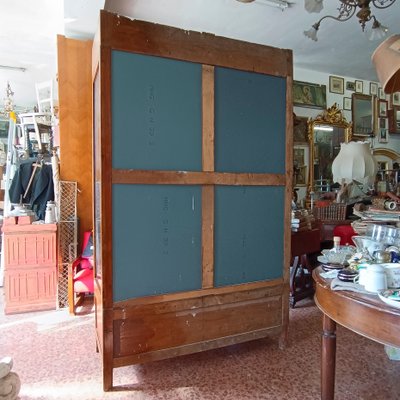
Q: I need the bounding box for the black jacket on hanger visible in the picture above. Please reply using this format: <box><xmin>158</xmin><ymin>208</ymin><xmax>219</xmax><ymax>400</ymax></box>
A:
<box><xmin>9</xmin><ymin>160</ymin><xmax>54</xmax><ymax>220</ymax></box>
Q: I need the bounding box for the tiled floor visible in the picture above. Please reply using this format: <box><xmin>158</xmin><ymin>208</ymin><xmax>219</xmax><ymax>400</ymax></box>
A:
<box><xmin>1</xmin><ymin>290</ymin><xmax>400</xmax><ymax>400</ymax></box>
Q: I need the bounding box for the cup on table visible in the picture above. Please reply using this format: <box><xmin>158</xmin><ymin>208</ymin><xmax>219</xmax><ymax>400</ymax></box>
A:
<box><xmin>364</xmin><ymin>264</ymin><xmax>387</xmax><ymax>293</ymax></box>
<box><xmin>354</xmin><ymin>267</ymin><xmax>368</xmax><ymax>286</ymax></box>
<box><xmin>381</xmin><ymin>263</ymin><xmax>400</xmax><ymax>288</ymax></box>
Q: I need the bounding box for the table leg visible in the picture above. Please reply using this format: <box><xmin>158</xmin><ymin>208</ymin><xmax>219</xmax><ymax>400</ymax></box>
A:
<box><xmin>321</xmin><ymin>313</ymin><xmax>336</xmax><ymax>400</ymax></box>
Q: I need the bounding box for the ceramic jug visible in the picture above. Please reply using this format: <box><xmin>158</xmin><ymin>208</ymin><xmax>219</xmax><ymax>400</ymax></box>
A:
<box><xmin>45</xmin><ymin>201</ymin><xmax>56</xmax><ymax>223</ymax></box>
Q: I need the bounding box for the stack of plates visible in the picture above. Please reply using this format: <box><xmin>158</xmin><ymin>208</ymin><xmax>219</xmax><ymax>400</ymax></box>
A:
<box><xmin>318</xmin><ymin>255</ymin><xmax>346</xmax><ymax>272</ymax></box>
<box><xmin>337</xmin><ymin>268</ymin><xmax>358</xmax><ymax>282</ymax></box>
<box><xmin>321</xmin><ymin>263</ymin><xmax>346</xmax><ymax>272</ymax></box>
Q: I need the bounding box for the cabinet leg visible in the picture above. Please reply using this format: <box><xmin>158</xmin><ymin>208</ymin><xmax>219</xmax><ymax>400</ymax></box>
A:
<box><xmin>103</xmin><ymin>365</ymin><xmax>113</xmax><ymax>391</ymax></box>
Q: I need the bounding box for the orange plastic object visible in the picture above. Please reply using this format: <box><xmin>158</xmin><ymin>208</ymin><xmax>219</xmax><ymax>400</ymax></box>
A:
<box><xmin>2</xmin><ymin>223</ymin><xmax>57</xmax><ymax>314</ymax></box>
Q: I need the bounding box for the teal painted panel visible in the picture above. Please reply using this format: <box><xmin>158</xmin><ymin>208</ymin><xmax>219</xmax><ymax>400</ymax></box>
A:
<box><xmin>215</xmin><ymin>67</ymin><xmax>286</xmax><ymax>173</ymax></box>
<box><xmin>214</xmin><ymin>186</ymin><xmax>284</xmax><ymax>286</ymax></box>
<box><xmin>112</xmin><ymin>184</ymin><xmax>202</xmax><ymax>301</ymax></box>
<box><xmin>111</xmin><ymin>50</ymin><xmax>202</xmax><ymax>171</ymax></box>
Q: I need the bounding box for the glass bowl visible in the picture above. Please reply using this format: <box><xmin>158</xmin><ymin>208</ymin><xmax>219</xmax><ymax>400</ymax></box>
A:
<box><xmin>321</xmin><ymin>245</ymin><xmax>356</xmax><ymax>265</ymax></box>
<box><xmin>365</xmin><ymin>224</ymin><xmax>400</xmax><ymax>245</ymax></box>
<box><xmin>351</xmin><ymin>235</ymin><xmax>386</xmax><ymax>257</ymax></box>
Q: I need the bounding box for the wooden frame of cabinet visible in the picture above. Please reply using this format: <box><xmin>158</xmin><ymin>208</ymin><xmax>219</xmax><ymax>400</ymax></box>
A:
<box><xmin>93</xmin><ymin>10</ymin><xmax>293</xmax><ymax>391</ymax></box>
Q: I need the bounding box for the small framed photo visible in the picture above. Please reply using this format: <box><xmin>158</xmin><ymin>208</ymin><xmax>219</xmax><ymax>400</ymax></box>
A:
<box><xmin>370</xmin><ymin>82</ymin><xmax>378</xmax><ymax>96</ymax></box>
<box><xmin>343</xmin><ymin>97</ymin><xmax>352</xmax><ymax>110</ymax></box>
<box><xmin>346</xmin><ymin>81</ymin><xmax>355</xmax><ymax>91</ymax></box>
<box><xmin>329</xmin><ymin>76</ymin><xmax>344</xmax><ymax>94</ymax></box>
<box><xmin>379</xmin><ymin>128</ymin><xmax>388</xmax><ymax>143</ymax></box>
<box><xmin>355</xmin><ymin>80</ymin><xmax>363</xmax><ymax>93</ymax></box>
<box><xmin>392</xmin><ymin>92</ymin><xmax>400</xmax><ymax>106</ymax></box>
<box><xmin>379</xmin><ymin>99</ymin><xmax>388</xmax><ymax>117</ymax></box>
<box><xmin>293</xmin><ymin>145</ymin><xmax>309</xmax><ymax>186</ymax></box>
<box><xmin>377</xmin><ymin>161</ymin><xmax>389</xmax><ymax>171</ymax></box>
<box><xmin>293</xmin><ymin>115</ymin><xmax>309</xmax><ymax>144</ymax></box>
<box><xmin>379</xmin><ymin>87</ymin><xmax>385</xmax><ymax>99</ymax></box>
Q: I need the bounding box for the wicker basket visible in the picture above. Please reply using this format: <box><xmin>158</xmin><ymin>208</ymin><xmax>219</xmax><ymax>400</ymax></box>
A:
<box><xmin>313</xmin><ymin>203</ymin><xmax>347</xmax><ymax>221</ymax></box>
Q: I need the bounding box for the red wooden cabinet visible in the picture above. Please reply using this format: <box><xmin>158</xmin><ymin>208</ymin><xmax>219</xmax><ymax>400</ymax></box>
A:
<box><xmin>3</xmin><ymin>220</ymin><xmax>57</xmax><ymax>314</ymax></box>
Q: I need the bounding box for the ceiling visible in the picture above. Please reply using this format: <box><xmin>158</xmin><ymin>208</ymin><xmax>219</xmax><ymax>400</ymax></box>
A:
<box><xmin>1</xmin><ymin>0</ymin><xmax>400</xmax><ymax>107</ymax></box>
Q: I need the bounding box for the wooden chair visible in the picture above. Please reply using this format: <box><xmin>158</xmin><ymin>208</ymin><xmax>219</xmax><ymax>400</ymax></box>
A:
<box><xmin>68</xmin><ymin>231</ymin><xmax>94</xmax><ymax>314</ymax></box>
<box><xmin>290</xmin><ymin>226</ymin><xmax>321</xmax><ymax>308</ymax></box>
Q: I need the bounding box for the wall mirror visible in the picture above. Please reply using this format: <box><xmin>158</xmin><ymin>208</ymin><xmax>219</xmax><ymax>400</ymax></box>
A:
<box><xmin>308</xmin><ymin>103</ymin><xmax>352</xmax><ymax>194</ymax></box>
<box><xmin>352</xmin><ymin>93</ymin><xmax>375</xmax><ymax>137</ymax></box>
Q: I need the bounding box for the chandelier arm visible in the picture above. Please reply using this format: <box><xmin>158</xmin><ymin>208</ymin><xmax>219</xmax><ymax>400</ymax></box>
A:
<box><xmin>314</xmin><ymin>7</ymin><xmax>357</xmax><ymax>27</ymax></box>
<box><xmin>337</xmin><ymin>1</ymin><xmax>358</xmax><ymax>20</ymax></box>
<box><xmin>372</xmin><ymin>0</ymin><xmax>396</xmax><ymax>9</ymax></box>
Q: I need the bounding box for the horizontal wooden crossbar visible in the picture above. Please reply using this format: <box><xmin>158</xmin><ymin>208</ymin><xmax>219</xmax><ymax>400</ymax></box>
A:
<box><xmin>112</xmin><ymin>170</ymin><xmax>286</xmax><ymax>186</ymax></box>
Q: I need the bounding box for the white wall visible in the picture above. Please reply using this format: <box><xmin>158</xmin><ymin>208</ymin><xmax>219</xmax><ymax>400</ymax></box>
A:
<box><xmin>0</xmin><ymin>64</ymin><xmax>57</xmax><ymax>112</ymax></box>
<box><xmin>293</xmin><ymin>67</ymin><xmax>400</xmax><ymax>202</ymax></box>
<box><xmin>294</xmin><ymin>67</ymin><xmax>400</xmax><ymax>153</ymax></box>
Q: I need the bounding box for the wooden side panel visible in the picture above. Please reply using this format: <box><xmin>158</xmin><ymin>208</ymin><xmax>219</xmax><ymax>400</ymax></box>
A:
<box><xmin>281</xmin><ymin>52</ymin><xmax>294</xmax><ymax>348</ymax></box>
<box><xmin>57</xmin><ymin>35</ymin><xmax>93</xmax><ymax>240</ymax></box>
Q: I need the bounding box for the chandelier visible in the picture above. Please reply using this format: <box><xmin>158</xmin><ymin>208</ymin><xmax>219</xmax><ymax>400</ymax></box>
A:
<box><xmin>1</xmin><ymin>81</ymin><xmax>14</xmax><ymax>117</ymax></box>
<box><xmin>304</xmin><ymin>0</ymin><xmax>396</xmax><ymax>42</ymax></box>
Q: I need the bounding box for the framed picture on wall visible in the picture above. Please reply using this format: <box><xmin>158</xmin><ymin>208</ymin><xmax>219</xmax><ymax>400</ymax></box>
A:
<box><xmin>293</xmin><ymin>81</ymin><xmax>327</xmax><ymax>109</ymax></box>
<box><xmin>379</xmin><ymin>100</ymin><xmax>388</xmax><ymax>117</ymax></box>
<box><xmin>370</xmin><ymin>82</ymin><xmax>378</xmax><ymax>96</ymax></box>
<box><xmin>379</xmin><ymin>128</ymin><xmax>389</xmax><ymax>143</ymax></box>
<box><xmin>378</xmin><ymin>118</ymin><xmax>388</xmax><ymax>143</ymax></box>
<box><xmin>377</xmin><ymin>161</ymin><xmax>389</xmax><ymax>171</ymax></box>
<box><xmin>329</xmin><ymin>76</ymin><xmax>344</xmax><ymax>94</ymax></box>
<box><xmin>392</xmin><ymin>92</ymin><xmax>400</xmax><ymax>106</ymax></box>
<box><xmin>343</xmin><ymin>97</ymin><xmax>352</xmax><ymax>110</ymax></box>
<box><xmin>355</xmin><ymin>80</ymin><xmax>363</xmax><ymax>93</ymax></box>
<box><xmin>293</xmin><ymin>115</ymin><xmax>309</xmax><ymax>144</ymax></box>
<box><xmin>293</xmin><ymin>145</ymin><xmax>309</xmax><ymax>186</ymax></box>
<box><xmin>379</xmin><ymin>87</ymin><xmax>385</xmax><ymax>99</ymax></box>
<box><xmin>346</xmin><ymin>81</ymin><xmax>355</xmax><ymax>91</ymax></box>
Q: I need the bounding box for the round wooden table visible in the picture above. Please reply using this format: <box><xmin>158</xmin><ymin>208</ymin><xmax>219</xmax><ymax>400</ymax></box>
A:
<box><xmin>313</xmin><ymin>267</ymin><xmax>400</xmax><ymax>400</ymax></box>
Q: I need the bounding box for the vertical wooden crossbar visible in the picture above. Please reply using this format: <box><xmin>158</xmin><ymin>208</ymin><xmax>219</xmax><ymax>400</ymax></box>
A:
<box><xmin>202</xmin><ymin>65</ymin><xmax>215</xmax><ymax>289</ymax></box>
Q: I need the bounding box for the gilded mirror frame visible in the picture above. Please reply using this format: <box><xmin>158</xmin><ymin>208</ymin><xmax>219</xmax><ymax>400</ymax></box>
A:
<box><xmin>307</xmin><ymin>103</ymin><xmax>352</xmax><ymax>195</ymax></box>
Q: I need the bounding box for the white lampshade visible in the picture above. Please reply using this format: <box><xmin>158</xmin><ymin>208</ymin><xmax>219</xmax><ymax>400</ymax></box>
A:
<box><xmin>371</xmin><ymin>34</ymin><xmax>400</xmax><ymax>94</ymax></box>
<box><xmin>332</xmin><ymin>142</ymin><xmax>377</xmax><ymax>185</ymax></box>
<box><xmin>304</xmin><ymin>0</ymin><xmax>323</xmax><ymax>13</ymax></box>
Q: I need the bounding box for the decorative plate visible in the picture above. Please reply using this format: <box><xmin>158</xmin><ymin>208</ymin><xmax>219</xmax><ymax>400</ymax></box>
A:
<box><xmin>321</xmin><ymin>263</ymin><xmax>345</xmax><ymax>272</ymax></box>
<box><xmin>378</xmin><ymin>289</ymin><xmax>400</xmax><ymax>309</ymax></box>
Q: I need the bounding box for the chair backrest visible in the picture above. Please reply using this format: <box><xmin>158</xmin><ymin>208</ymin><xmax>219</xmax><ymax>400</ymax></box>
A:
<box><xmin>35</xmin><ymin>80</ymin><xmax>54</xmax><ymax>115</ymax></box>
